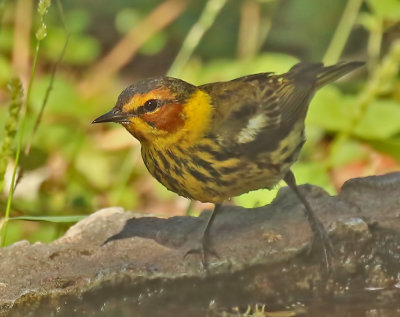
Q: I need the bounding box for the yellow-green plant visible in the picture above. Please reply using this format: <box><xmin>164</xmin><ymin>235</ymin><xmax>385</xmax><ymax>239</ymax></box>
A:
<box><xmin>1</xmin><ymin>0</ymin><xmax>52</xmax><ymax>247</ymax></box>
<box><xmin>0</xmin><ymin>78</ymin><xmax>23</xmax><ymax>193</ymax></box>
<box><xmin>0</xmin><ymin>78</ymin><xmax>23</xmax><ymax>246</ymax></box>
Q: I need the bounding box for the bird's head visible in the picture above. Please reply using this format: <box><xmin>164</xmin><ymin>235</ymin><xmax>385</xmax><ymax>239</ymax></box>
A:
<box><xmin>93</xmin><ymin>77</ymin><xmax>213</xmax><ymax>147</ymax></box>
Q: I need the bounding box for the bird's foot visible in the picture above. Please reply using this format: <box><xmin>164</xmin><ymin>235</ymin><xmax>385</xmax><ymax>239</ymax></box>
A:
<box><xmin>306</xmin><ymin>218</ymin><xmax>335</xmax><ymax>271</ymax></box>
<box><xmin>184</xmin><ymin>235</ymin><xmax>219</xmax><ymax>269</ymax></box>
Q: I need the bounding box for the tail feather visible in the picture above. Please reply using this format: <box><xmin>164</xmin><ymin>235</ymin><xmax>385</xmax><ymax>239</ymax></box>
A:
<box><xmin>315</xmin><ymin>61</ymin><xmax>365</xmax><ymax>88</ymax></box>
<box><xmin>279</xmin><ymin>61</ymin><xmax>364</xmax><ymax>127</ymax></box>
<box><xmin>287</xmin><ymin>61</ymin><xmax>365</xmax><ymax>88</ymax></box>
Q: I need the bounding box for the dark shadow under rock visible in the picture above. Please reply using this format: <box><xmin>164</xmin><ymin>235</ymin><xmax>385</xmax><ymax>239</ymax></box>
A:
<box><xmin>0</xmin><ymin>172</ymin><xmax>400</xmax><ymax>317</ymax></box>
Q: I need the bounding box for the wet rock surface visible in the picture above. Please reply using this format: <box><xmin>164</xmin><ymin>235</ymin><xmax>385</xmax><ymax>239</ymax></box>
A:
<box><xmin>0</xmin><ymin>172</ymin><xmax>399</xmax><ymax>317</ymax></box>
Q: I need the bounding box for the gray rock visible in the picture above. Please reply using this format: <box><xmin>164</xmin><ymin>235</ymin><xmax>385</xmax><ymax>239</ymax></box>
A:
<box><xmin>0</xmin><ymin>173</ymin><xmax>400</xmax><ymax>317</ymax></box>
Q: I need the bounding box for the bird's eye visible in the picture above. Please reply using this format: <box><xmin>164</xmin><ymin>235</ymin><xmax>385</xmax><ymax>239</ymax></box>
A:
<box><xmin>143</xmin><ymin>99</ymin><xmax>160</xmax><ymax>113</ymax></box>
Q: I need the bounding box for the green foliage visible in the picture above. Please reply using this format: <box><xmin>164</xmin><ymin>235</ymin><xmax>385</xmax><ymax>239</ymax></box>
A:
<box><xmin>328</xmin><ymin>138</ymin><xmax>368</xmax><ymax>168</ymax></box>
<box><xmin>307</xmin><ymin>87</ymin><xmax>356</xmax><ymax>133</ymax></box>
<box><xmin>0</xmin><ymin>78</ymin><xmax>23</xmax><ymax>192</ymax></box>
<box><xmin>354</xmin><ymin>100</ymin><xmax>400</xmax><ymax>139</ymax></box>
<box><xmin>181</xmin><ymin>53</ymin><xmax>298</xmax><ymax>84</ymax></box>
<box><xmin>0</xmin><ymin>56</ymin><xmax>12</xmax><ymax>85</ymax></box>
<box><xmin>44</xmin><ymin>29</ymin><xmax>100</xmax><ymax>65</ymax></box>
<box><xmin>235</xmin><ymin>187</ymin><xmax>279</xmax><ymax>208</ymax></box>
<box><xmin>36</xmin><ymin>0</ymin><xmax>52</xmax><ymax>40</ymax></box>
<box><xmin>75</xmin><ymin>146</ymin><xmax>113</xmax><ymax>190</ymax></box>
<box><xmin>9</xmin><ymin>215</ymin><xmax>86</xmax><ymax>222</ymax></box>
<box><xmin>115</xmin><ymin>8</ymin><xmax>143</xmax><ymax>33</ymax></box>
<box><xmin>368</xmin><ymin>0</ymin><xmax>400</xmax><ymax>19</ymax></box>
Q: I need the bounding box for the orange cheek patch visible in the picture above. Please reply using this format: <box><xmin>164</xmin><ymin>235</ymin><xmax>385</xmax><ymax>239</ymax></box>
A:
<box><xmin>141</xmin><ymin>103</ymin><xmax>184</xmax><ymax>132</ymax></box>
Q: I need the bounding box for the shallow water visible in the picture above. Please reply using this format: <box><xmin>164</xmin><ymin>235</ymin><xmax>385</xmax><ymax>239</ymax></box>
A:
<box><xmin>3</xmin><ymin>281</ymin><xmax>400</xmax><ymax>317</ymax></box>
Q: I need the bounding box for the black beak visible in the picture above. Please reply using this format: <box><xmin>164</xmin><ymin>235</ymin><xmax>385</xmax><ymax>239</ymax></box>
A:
<box><xmin>92</xmin><ymin>108</ymin><xmax>130</xmax><ymax>124</ymax></box>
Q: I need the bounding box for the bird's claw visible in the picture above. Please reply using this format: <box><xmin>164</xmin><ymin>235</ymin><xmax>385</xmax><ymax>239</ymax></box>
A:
<box><xmin>306</xmin><ymin>219</ymin><xmax>335</xmax><ymax>271</ymax></box>
<box><xmin>184</xmin><ymin>236</ymin><xmax>219</xmax><ymax>269</ymax></box>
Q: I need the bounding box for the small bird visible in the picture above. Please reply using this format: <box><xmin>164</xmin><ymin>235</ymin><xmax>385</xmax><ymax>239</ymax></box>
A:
<box><xmin>93</xmin><ymin>61</ymin><xmax>363</xmax><ymax>267</ymax></box>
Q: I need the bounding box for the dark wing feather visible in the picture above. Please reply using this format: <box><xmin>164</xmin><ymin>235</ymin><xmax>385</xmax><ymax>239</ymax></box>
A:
<box><xmin>199</xmin><ymin>73</ymin><xmax>281</xmax><ymax>151</ymax></box>
<box><xmin>198</xmin><ymin>62</ymin><xmax>364</xmax><ymax>157</ymax></box>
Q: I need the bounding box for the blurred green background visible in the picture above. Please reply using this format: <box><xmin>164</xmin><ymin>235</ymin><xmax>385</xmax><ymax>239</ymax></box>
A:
<box><xmin>0</xmin><ymin>0</ymin><xmax>399</xmax><ymax>245</ymax></box>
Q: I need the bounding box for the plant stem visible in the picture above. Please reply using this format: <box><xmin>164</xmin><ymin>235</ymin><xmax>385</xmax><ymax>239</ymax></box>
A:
<box><xmin>1</xmin><ymin>133</ymin><xmax>22</xmax><ymax>246</ymax></box>
<box><xmin>0</xmin><ymin>0</ymin><xmax>8</xmax><ymax>33</ymax></box>
<box><xmin>0</xmin><ymin>79</ymin><xmax>24</xmax><ymax>246</ymax></box>
<box><xmin>55</xmin><ymin>0</ymin><xmax>67</xmax><ymax>30</ymax></box>
<box><xmin>0</xmin><ymin>79</ymin><xmax>23</xmax><ymax>193</ymax></box>
<box><xmin>0</xmin><ymin>43</ymin><xmax>39</xmax><ymax>247</ymax></box>
<box><xmin>167</xmin><ymin>0</ymin><xmax>228</xmax><ymax>77</ymax></box>
<box><xmin>1</xmin><ymin>0</ymin><xmax>52</xmax><ymax>246</ymax></box>
<box><xmin>25</xmin><ymin>0</ymin><xmax>69</xmax><ymax>155</ymax></box>
<box><xmin>367</xmin><ymin>17</ymin><xmax>382</xmax><ymax>71</ymax></box>
<box><xmin>323</xmin><ymin>0</ymin><xmax>363</xmax><ymax>64</ymax></box>
<box><xmin>26</xmin><ymin>41</ymin><xmax>40</xmax><ymax>113</ymax></box>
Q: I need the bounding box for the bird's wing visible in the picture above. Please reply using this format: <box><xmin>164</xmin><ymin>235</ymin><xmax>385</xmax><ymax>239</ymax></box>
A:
<box><xmin>198</xmin><ymin>61</ymin><xmax>364</xmax><ymax>157</ymax></box>
<box><xmin>198</xmin><ymin>71</ymin><xmax>312</xmax><ymax>157</ymax></box>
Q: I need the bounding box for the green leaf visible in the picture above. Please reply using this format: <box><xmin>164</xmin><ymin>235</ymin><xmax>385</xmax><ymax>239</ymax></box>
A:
<box><xmin>29</xmin><ymin>223</ymin><xmax>60</xmax><ymax>243</ymax></box>
<box><xmin>367</xmin><ymin>0</ymin><xmax>400</xmax><ymax>19</ymax></box>
<box><xmin>235</xmin><ymin>187</ymin><xmax>280</xmax><ymax>208</ymax></box>
<box><xmin>236</xmin><ymin>160</ymin><xmax>336</xmax><ymax>208</ymax></box>
<box><xmin>0</xmin><ymin>28</ymin><xmax>13</xmax><ymax>51</ymax></box>
<box><xmin>329</xmin><ymin>138</ymin><xmax>368</xmax><ymax>167</ymax></box>
<box><xmin>302</xmin><ymin>126</ymin><xmax>325</xmax><ymax>158</ymax></box>
<box><xmin>139</xmin><ymin>32</ymin><xmax>167</xmax><ymax>55</ymax></box>
<box><xmin>0</xmin><ymin>55</ymin><xmax>12</xmax><ymax>85</ymax></box>
<box><xmin>369</xmin><ymin>137</ymin><xmax>400</xmax><ymax>161</ymax></box>
<box><xmin>64</xmin><ymin>34</ymin><xmax>100</xmax><ymax>65</ymax></box>
<box><xmin>291</xmin><ymin>162</ymin><xmax>335</xmax><ymax>194</ymax></box>
<box><xmin>65</xmin><ymin>10</ymin><xmax>91</xmax><ymax>33</ymax></box>
<box><xmin>34</xmin><ymin>123</ymin><xmax>86</xmax><ymax>159</ymax></box>
<box><xmin>181</xmin><ymin>53</ymin><xmax>298</xmax><ymax>85</ymax></box>
<box><xmin>75</xmin><ymin>147</ymin><xmax>113</xmax><ymax>190</ymax></box>
<box><xmin>354</xmin><ymin>99</ymin><xmax>400</xmax><ymax>140</ymax></box>
<box><xmin>43</xmin><ymin>28</ymin><xmax>100</xmax><ymax>65</ymax></box>
<box><xmin>1</xmin><ymin>222</ymin><xmax>23</xmax><ymax>246</ymax></box>
<box><xmin>358</xmin><ymin>12</ymin><xmax>378</xmax><ymax>31</ymax></box>
<box><xmin>115</xmin><ymin>8</ymin><xmax>142</xmax><ymax>34</ymax></box>
<box><xmin>307</xmin><ymin>87</ymin><xmax>356</xmax><ymax>132</ymax></box>
<box><xmin>154</xmin><ymin>181</ymin><xmax>176</xmax><ymax>199</ymax></box>
<box><xmin>108</xmin><ymin>186</ymin><xmax>139</xmax><ymax>209</ymax></box>
<box><xmin>9</xmin><ymin>215</ymin><xmax>87</xmax><ymax>223</ymax></box>
<box><xmin>31</xmin><ymin>76</ymin><xmax>83</xmax><ymax>115</ymax></box>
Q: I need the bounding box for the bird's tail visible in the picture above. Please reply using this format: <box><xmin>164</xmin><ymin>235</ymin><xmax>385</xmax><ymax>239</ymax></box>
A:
<box><xmin>287</xmin><ymin>61</ymin><xmax>365</xmax><ymax>89</ymax></box>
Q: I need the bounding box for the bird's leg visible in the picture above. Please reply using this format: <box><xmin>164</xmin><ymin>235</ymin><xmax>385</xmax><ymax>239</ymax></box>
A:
<box><xmin>283</xmin><ymin>170</ymin><xmax>334</xmax><ymax>269</ymax></box>
<box><xmin>184</xmin><ymin>203</ymin><xmax>221</xmax><ymax>268</ymax></box>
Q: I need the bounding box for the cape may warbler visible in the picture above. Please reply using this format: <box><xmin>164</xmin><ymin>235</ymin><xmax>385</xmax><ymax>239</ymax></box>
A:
<box><xmin>94</xmin><ymin>61</ymin><xmax>363</xmax><ymax>267</ymax></box>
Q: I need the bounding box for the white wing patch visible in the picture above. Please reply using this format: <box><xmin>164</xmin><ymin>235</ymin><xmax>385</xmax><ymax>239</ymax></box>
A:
<box><xmin>236</xmin><ymin>113</ymin><xmax>267</xmax><ymax>144</ymax></box>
